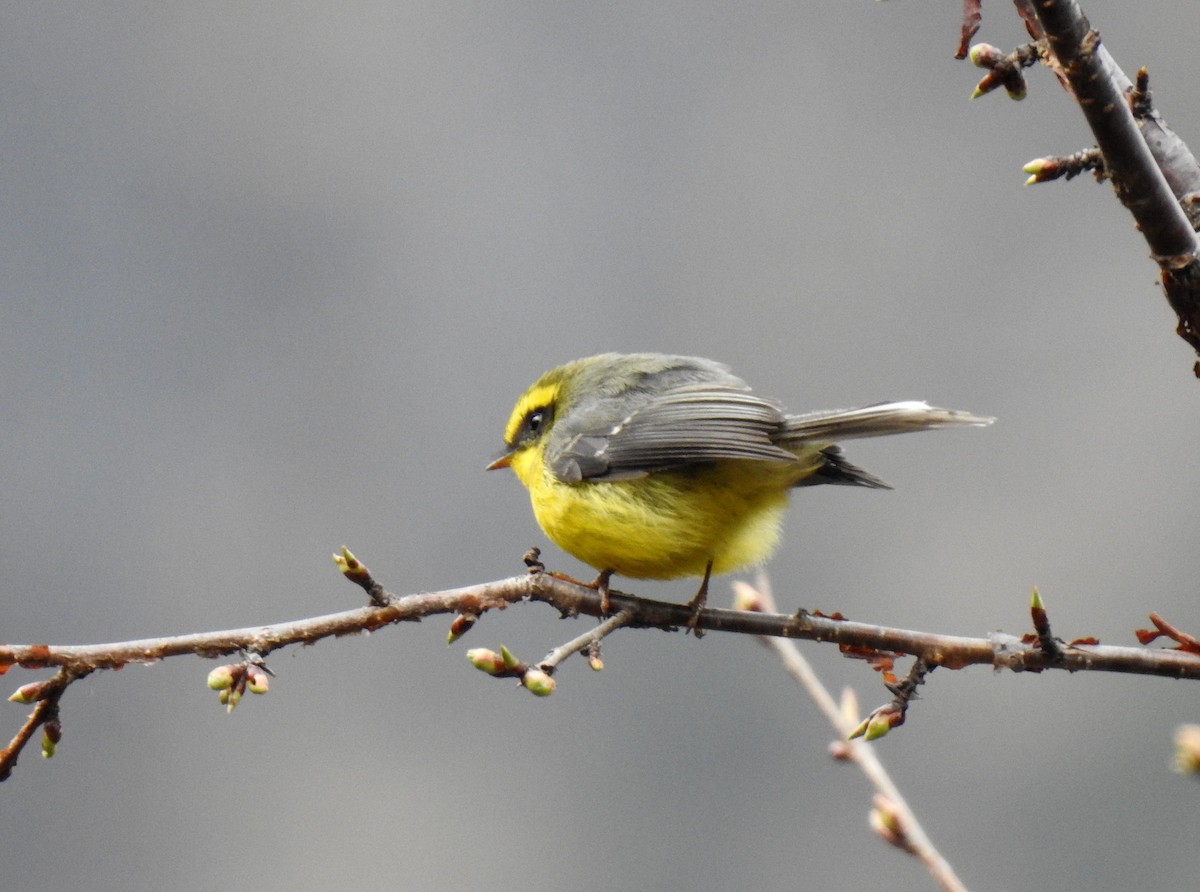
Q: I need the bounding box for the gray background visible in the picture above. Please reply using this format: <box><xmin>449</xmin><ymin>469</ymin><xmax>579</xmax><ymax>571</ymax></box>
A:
<box><xmin>4</xmin><ymin>3</ymin><xmax>1199</xmax><ymax>890</ymax></box>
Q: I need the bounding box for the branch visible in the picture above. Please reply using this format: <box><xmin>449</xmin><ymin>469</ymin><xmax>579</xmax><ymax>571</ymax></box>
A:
<box><xmin>1</xmin><ymin>668</ymin><xmax>78</xmax><ymax>781</ymax></box>
<box><xmin>737</xmin><ymin>579</ymin><xmax>968</xmax><ymax>892</ymax></box>
<box><xmin>978</xmin><ymin>1</ymin><xmax>1200</xmax><ymax>371</ymax></box>
<box><xmin>1031</xmin><ymin>1</ymin><xmax>1197</xmax><ymax>262</ymax></box>
<box><xmin>4</xmin><ymin>567</ymin><xmax>1199</xmax><ymax>684</ymax></box>
<box><xmin>5</xmin><ymin>549</ymin><xmax>1200</xmax><ymax>778</ymax></box>
<box><xmin>0</xmin><ymin>581</ymin><xmax>1193</xmax><ymax>680</ymax></box>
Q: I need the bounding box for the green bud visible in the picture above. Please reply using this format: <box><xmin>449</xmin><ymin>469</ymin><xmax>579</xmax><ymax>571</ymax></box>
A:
<box><xmin>207</xmin><ymin>665</ymin><xmax>236</xmax><ymax>691</ymax></box>
<box><xmin>8</xmin><ymin>682</ymin><xmax>44</xmax><ymax>704</ymax></box>
<box><xmin>41</xmin><ymin>718</ymin><xmax>62</xmax><ymax>759</ymax></box>
<box><xmin>246</xmin><ymin>666</ymin><xmax>270</xmax><ymax>695</ymax></box>
<box><xmin>863</xmin><ymin>714</ymin><xmax>893</xmax><ymax>741</ymax></box>
<box><xmin>1174</xmin><ymin>724</ymin><xmax>1200</xmax><ymax>774</ymax></box>
<box><xmin>968</xmin><ymin>43</ymin><xmax>1001</xmax><ymax>68</ymax></box>
<box><xmin>522</xmin><ymin>668</ymin><xmax>556</xmax><ymax>697</ymax></box>
<box><xmin>466</xmin><ymin>648</ymin><xmax>505</xmax><ymax>676</ymax></box>
<box><xmin>446</xmin><ymin>614</ymin><xmax>477</xmax><ymax>646</ymax></box>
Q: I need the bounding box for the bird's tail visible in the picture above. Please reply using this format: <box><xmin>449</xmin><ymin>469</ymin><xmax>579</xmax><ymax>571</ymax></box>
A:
<box><xmin>780</xmin><ymin>401</ymin><xmax>993</xmax><ymax>444</ymax></box>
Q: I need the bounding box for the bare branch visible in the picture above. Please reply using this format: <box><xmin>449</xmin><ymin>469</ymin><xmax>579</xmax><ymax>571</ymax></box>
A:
<box><xmin>1</xmin><ymin>668</ymin><xmax>79</xmax><ymax>782</ymax></box>
<box><xmin>4</xmin><ymin>555</ymin><xmax>1200</xmax><ymax>780</ymax></box>
<box><xmin>738</xmin><ymin>579</ymin><xmax>968</xmax><ymax>892</ymax></box>
<box><xmin>1030</xmin><ymin>0</ymin><xmax>1197</xmax><ymax>263</ymax></box>
<box><xmin>1010</xmin><ymin>0</ymin><xmax>1200</xmax><ymax>369</ymax></box>
<box><xmin>4</xmin><ymin>569</ymin><xmax>1200</xmax><ymax>682</ymax></box>
<box><xmin>538</xmin><ymin>609</ymin><xmax>632</xmax><ymax>673</ymax></box>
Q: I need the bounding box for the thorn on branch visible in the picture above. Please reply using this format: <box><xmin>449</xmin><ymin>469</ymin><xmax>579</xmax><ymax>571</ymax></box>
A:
<box><xmin>968</xmin><ymin>41</ymin><xmax>1041</xmax><ymax>100</ymax></box>
<box><xmin>1023</xmin><ymin>148</ymin><xmax>1106</xmax><ymax>185</ymax></box>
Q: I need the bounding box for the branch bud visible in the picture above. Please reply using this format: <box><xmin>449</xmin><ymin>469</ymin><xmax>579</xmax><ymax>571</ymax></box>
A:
<box><xmin>522</xmin><ymin>668</ymin><xmax>556</xmax><ymax>697</ymax></box>
<box><xmin>731</xmin><ymin>581</ymin><xmax>767</xmax><ymax>613</ymax></box>
<box><xmin>8</xmin><ymin>681</ymin><xmax>50</xmax><ymax>704</ymax></box>
<box><xmin>41</xmin><ymin>719</ymin><xmax>62</xmax><ymax>759</ymax></box>
<box><xmin>1023</xmin><ymin>157</ymin><xmax>1051</xmax><ymax>186</ymax></box>
<box><xmin>1173</xmin><ymin>724</ymin><xmax>1200</xmax><ymax>775</ymax></box>
<box><xmin>849</xmin><ymin>704</ymin><xmax>904</xmax><ymax>741</ymax></box>
<box><xmin>466</xmin><ymin>648</ymin><xmax>506</xmax><ymax>676</ymax></box>
<box><xmin>221</xmin><ymin>688</ymin><xmax>242</xmax><ymax>713</ymax></box>
<box><xmin>332</xmin><ymin>546</ymin><xmax>369</xmax><ymax>583</ymax></box>
<box><xmin>246</xmin><ymin>665</ymin><xmax>270</xmax><ymax>695</ymax></box>
<box><xmin>968</xmin><ymin>43</ymin><xmax>1003</xmax><ymax>68</ymax></box>
<box><xmin>447</xmin><ymin>613</ymin><xmax>477</xmax><ymax>645</ymax></box>
<box><xmin>869</xmin><ymin>795</ymin><xmax>914</xmax><ymax>853</ymax></box>
<box><xmin>1030</xmin><ymin>586</ymin><xmax>1045</xmax><ymax>611</ymax></box>
<box><xmin>207</xmin><ymin>665</ymin><xmax>237</xmax><ymax>691</ymax></box>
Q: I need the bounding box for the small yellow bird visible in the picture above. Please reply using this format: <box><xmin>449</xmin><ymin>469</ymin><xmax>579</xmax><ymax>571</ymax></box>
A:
<box><xmin>488</xmin><ymin>353</ymin><xmax>991</xmax><ymax>610</ymax></box>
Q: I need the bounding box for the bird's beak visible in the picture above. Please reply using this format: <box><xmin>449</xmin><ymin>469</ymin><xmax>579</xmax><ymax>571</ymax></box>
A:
<box><xmin>485</xmin><ymin>452</ymin><xmax>512</xmax><ymax>471</ymax></box>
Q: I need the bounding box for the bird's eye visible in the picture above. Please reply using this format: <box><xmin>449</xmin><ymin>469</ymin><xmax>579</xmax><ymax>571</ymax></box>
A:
<box><xmin>520</xmin><ymin>406</ymin><xmax>551</xmax><ymax>441</ymax></box>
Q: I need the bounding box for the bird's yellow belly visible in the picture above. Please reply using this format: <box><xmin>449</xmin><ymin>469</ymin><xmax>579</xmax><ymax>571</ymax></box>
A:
<box><xmin>527</xmin><ymin>462</ymin><xmax>801</xmax><ymax>580</ymax></box>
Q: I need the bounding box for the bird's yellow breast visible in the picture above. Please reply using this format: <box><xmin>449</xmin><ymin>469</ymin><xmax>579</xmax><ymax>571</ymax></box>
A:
<box><xmin>511</xmin><ymin>442</ymin><xmax>810</xmax><ymax>580</ymax></box>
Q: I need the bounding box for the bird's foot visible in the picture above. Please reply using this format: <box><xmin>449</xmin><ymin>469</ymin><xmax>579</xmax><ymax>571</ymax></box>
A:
<box><xmin>684</xmin><ymin>561</ymin><xmax>713</xmax><ymax>638</ymax></box>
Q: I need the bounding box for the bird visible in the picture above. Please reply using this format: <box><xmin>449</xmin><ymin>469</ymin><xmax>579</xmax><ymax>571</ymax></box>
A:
<box><xmin>487</xmin><ymin>352</ymin><xmax>991</xmax><ymax>614</ymax></box>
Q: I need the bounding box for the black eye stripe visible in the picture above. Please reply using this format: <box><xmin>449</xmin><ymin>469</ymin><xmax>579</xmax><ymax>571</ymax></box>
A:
<box><xmin>517</xmin><ymin>405</ymin><xmax>552</xmax><ymax>444</ymax></box>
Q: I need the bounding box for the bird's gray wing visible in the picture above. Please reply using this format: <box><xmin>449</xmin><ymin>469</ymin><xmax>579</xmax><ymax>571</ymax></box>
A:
<box><xmin>547</xmin><ymin>384</ymin><xmax>797</xmax><ymax>483</ymax></box>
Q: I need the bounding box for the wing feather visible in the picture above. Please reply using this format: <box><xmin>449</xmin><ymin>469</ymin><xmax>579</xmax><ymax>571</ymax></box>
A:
<box><xmin>548</xmin><ymin>384</ymin><xmax>795</xmax><ymax>482</ymax></box>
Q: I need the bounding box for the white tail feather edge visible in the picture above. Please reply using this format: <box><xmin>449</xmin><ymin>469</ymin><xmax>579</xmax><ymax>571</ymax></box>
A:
<box><xmin>781</xmin><ymin>401</ymin><xmax>994</xmax><ymax>443</ymax></box>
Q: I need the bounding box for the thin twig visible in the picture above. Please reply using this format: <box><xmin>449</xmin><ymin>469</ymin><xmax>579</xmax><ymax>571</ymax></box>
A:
<box><xmin>0</xmin><ymin>668</ymin><xmax>77</xmax><ymax>782</ymax></box>
<box><xmin>740</xmin><ymin>578</ymin><xmax>969</xmax><ymax>892</ymax></box>
<box><xmin>538</xmin><ymin>610</ymin><xmax>632</xmax><ymax>673</ymax></box>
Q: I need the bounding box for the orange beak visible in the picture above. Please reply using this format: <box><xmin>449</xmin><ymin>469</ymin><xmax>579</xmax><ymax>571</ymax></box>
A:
<box><xmin>485</xmin><ymin>453</ymin><xmax>512</xmax><ymax>471</ymax></box>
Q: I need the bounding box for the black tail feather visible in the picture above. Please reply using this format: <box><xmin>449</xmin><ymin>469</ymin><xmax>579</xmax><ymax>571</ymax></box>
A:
<box><xmin>795</xmin><ymin>446</ymin><xmax>891</xmax><ymax>490</ymax></box>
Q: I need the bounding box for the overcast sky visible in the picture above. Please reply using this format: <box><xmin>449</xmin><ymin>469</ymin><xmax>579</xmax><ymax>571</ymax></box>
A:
<box><xmin>4</xmin><ymin>4</ymin><xmax>1200</xmax><ymax>891</ymax></box>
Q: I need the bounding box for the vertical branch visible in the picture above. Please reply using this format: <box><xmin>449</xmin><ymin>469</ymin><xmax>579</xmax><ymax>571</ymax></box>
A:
<box><xmin>1028</xmin><ymin>0</ymin><xmax>1200</xmax><ymax>367</ymax></box>
<box><xmin>738</xmin><ymin>581</ymin><xmax>970</xmax><ymax>892</ymax></box>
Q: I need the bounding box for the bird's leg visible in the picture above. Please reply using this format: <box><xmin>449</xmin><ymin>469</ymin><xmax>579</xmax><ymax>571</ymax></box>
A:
<box><xmin>593</xmin><ymin>568</ymin><xmax>614</xmax><ymax>616</ymax></box>
<box><xmin>685</xmin><ymin>561</ymin><xmax>713</xmax><ymax>636</ymax></box>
